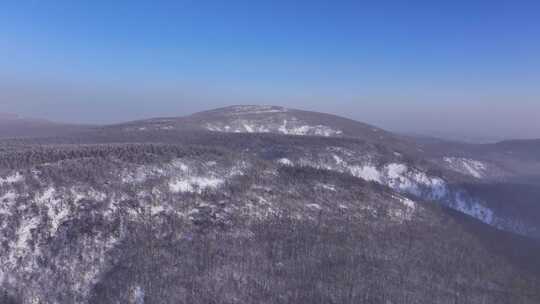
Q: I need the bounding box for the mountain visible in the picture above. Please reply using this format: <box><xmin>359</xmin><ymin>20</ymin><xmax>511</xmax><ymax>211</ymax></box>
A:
<box><xmin>101</xmin><ymin>105</ymin><xmax>540</xmax><ymax>238</ymax></box>
<box><xmin>0</xmin><ymin>113</ymin><xmax>92</xmax><ymax>139</ymax></box>
<box><xmin>105</xmin><ymin>105</ymin><xmax>410</xmax><ymax>146</ymax></box>
<box><xmin>1</xmin><ymin>105</ymin><xmax>539</xmax><ymax>303</ymax></box>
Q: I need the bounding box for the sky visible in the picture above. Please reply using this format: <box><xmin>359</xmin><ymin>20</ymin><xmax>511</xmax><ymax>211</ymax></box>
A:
<box><xmin>0</xmin><ymin>0</ymin><xmax>539</xmax><ymax>141</ymax></box>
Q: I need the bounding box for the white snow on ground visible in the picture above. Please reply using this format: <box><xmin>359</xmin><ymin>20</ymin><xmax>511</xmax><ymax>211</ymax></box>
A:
<box><xmin>278</xmin><ymin>120</ymin><xmax>289</xmax><ymax>134</ymax></box>
<box><xmin>411</xmin><ymin>170</ymin><xmax>448</xmax><ymax>199</ymax></box>
<box><xmin>317</xmin><ymin>183</ymin><xmax>337</xmax><ymax>191</ymax></box>
<box><xmin>0</xmin><ymin>191</ymin><xmax>18</xmax><ymax>215</ymax></box>
<box><xmin>306</xmin><ymin>203</ymin><xmax>322</xmax><ymax>210</ymax></box>
<box><xmin>35</xmin><ymin>187</ymin><xmax>57</xmax><ymax>205</ymax></box>
<box><xmin>205</xmin><ymin>124</ymin><xmax>221</xmax><ymax>132</ymax></box>
<box><xmin>396</xmin><ymin>196</ymin><xmax>416</xmax><ymax>210</ymax></box>
<box><xmin>333</xmin><ymin>154</ymin><xmax>345</xmax><ymax>165</ymax></box>
<box><xmin>224</xmin><ymin>105</ymin><xmax>288</xmax><ymax>115</ymax></box>
<box><xmin>453</xmin><ymin>192</ymin><xmax>494</xmax><ymax>225</ymax></box>
<box><xmin>443</xmin><ymin>157</ymin><xmax>487</xmax><ymax>178</ymax></box>
<box><xmin>150</xmin><ymin>205</ymin><xmax>166</xmax><ymax>216</ymax></box>
<box><xmin>349</xmin><ymin>165</ymin><xmax>382</xmax><ymax>182</ymax></box>
<box><xmin>169</xmin><ymin>177</ymin><xmax>224</xmax><ymax>193</ymax></box>
<box><xmin>386</xmin><ymin>163</ymin><xmax>407</xmax><ymax>179</ymax></box>
<box><xmin>388</xmin><ymin>195</ymin><xmax>418</xmax><ymax>222</ymax></box>
<box><xmin>243</xmin><ymin>123</ymin><xmax>254</xmax><ymax>133</ymax></box>
<box><xmin>132</xmin><ymin>285</ymin><xmax>145</xmax><ymax>304</ymax></box>
<box><xmin>283</xmin><ymin>124</ymin><xmax>342</xmax><ymax>137</ymax></box>
<box><xmin>299</xmin><ymin>154</ymin><xmax>448</xmax><ymax>202</ymax></box>
<box><xmin>121</xmin><ymin>158</ymin><xmax>246</xmax><ymax>196</ymax></box>
<box><xmin>277</xmin><ymin>158</ymin><xmax>293</xmax><ymax>166</ymax></box>
<box><xmin>205</xmin><ymin>117</ymin><xmax>342</xmax><ymax>137</ymax></box>
<box><xmin>11</xmin><ymin>215</ymin><xmax>40</xmax><ymax>265</ymax></box>
<box><xmin>287</xmin><ymin>154</ymin><xmax>494</xmax><ymax>226</ymax></box>
<box><xmin>70</xmin><ymin>188</ymin><xmax>107</xmax><ymax>203</ymax></box>
<box><xmin>462</xmin><ymin>161</ymin><xmax>484</xmax><ymax>178</ymax></box>
<box><xmin>121</xmin><ymin>167</ymin><xmax>151</xmax><ymax>183</ymax></box>
<box><xmin>0</xmin><ymin>172</ymin><xmax>24</xmax><ymax>185</ymax></box>
<box><xmin>171</xmin><ymin>160</ymin><xmax>189</xmax><ymax>172</ymax></box>
<box><xmin>256</xmin><ymin>125</ymin><xmax>271</xmax><ymax>132</ymax></box>
<box><xmin>35</xmin><ymin>187</ymin><xmax>71</xmax><ymax>235</ymax></box>
<box><xmin>383</xmin><ymin>163</ymin><xmax>448</xmax><ymax>200</ymax></box>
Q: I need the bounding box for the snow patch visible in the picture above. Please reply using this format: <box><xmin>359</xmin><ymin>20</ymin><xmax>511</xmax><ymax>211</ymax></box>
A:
<box><xmin>150</xmin><ymin>205</ymin><xmax>166</xmax><ymax>216</ymax></box>
<box><xmin>243</xmin><ymin>123</ymin><xmax>254</xmax><ymax>132</ymax></box>
<box><xmin>12</xmin><ymin>215</ymin><xmax>40</xmax><ymax>260</ymax></box>
<box><xmin>317</xmin><ymin>183</ymin><xmax>337</xmax><ymax>191</ymax></box>
<box><xmin>333</xmin><ymin>154</ymin><xmax>345</xmax><ymax>165</ymax></box>
<box><xmin>281</xmin><ymin>123</ymin><xmax>342</xmax><ymax>137</ymax></box>
<box><xmin>34</xmin><ymin>187</ymin><xmax>71</xmax><ymax>235</ymax></box>
<box><xmin>454</xmin><ymin>192</ymin><xmax>494</xmax><ymax>224</ymax></box>
<box><xmin>169</xmin><ymin>177</ymin><xmax>224</xmax><ymax>193</ymax></box>
<box><xmin>0</xmin><ymin>191</ymin><xmax>18</xmax><ymax>215</ymax></box>
<box><xmin>0</xmin><ymin>172</ymin><xmax>24</xmax><ymax>185</ymax></box>
<box><xmin>277</xmin><ymin>158</ymin><xmax>293</xmax><ymax>166</ymax></box>
<box><xmin>397</xmin><ymin>196</ymin><xmax>416</xmax><ymax>210</ymax></box>
<box><xmin>306</xmin><ymin>203</ymin><xmax>322</xmax><ymax>210</ymax></box>
<box><xmin>349</xmin><ymin>165</ymin><xmax>382</xmax><ymax>182</ymax></box>
<box><xmin>383</xmin><ymin>164</ymin><xmax>447</xmax><ymax>200</ymax></box>
<box><xmin>171</xmin><ymin>160</ymin><xmax>189</xmax><ymax>172</ymax></box>
<box><xmin>444</xmin><ymin>157</ymin><xmax>486</xmax><ymax>178</ymax></box>
<box><xmin>224</xmin><ymin>105</ymin><xmax>288</xmax><ymax>115</ymax></box>
<box><xmin>206</xmin><ymin>116</ymin><xmax>342</xmax><ymax>137</ymax></box>
<box><xmin>386</xmin><ymin>163</ymin><xmax>407</xmax><ymax>179</ymax></box>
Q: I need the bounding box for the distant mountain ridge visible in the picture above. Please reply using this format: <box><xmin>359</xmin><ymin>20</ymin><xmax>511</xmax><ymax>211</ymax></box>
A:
<box><xmin>0</xmin><ymin>112</ymin><xmax>93</xmax><ymax>139</ymax></box>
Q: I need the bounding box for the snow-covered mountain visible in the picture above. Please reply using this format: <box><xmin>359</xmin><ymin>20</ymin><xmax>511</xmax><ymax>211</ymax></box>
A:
<box><xmin>108</xmin><ymin>105</ymin><xmax>405</xmax><ymax>145</ymax></box>
<box><xmin>99</xmin><ymin>105</ymin><xmax>540</xmax><ymax>238</ymax></box>
<box><xmin>1</xmin><ymin>105</ymin><xmax>539</xmax><ymax>303</ymax></box>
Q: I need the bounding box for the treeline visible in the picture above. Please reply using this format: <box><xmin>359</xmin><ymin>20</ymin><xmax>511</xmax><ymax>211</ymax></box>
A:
<box><xmin>0</xmin><ymin>143</ymin><xmax>227</xmax><ymax>170</ymax></box>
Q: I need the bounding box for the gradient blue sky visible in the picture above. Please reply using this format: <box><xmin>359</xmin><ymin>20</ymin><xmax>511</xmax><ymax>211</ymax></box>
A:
<box><xmin>1</xmin><ymin>0</ymin><xmax>539</xmax><ymax>140</ymax></box>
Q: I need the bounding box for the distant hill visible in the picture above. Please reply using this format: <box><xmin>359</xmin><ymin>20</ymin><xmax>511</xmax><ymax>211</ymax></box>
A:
<box><xmin>0</xmin><ymin>112</ymin><xmax>93</xmax><ymax>138</ymax></box>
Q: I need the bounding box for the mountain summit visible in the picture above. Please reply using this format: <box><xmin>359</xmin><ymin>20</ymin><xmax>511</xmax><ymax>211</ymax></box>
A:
<box><xmin>111</xmin><ymin>105</ymin><xmax>407</xmax><ymax>147</ymax></box>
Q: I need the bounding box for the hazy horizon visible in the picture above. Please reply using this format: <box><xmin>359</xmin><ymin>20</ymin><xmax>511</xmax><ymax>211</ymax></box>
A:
<box><xmin>1</xmin><ymin>1</ymin><xmax>539</xmax><ymax>141</ymax></box>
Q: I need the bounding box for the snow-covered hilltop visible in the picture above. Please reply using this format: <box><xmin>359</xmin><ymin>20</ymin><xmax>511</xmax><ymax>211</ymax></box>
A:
<box><xmin>196</xmin><ymin>105</ymin><xmax>345</xmax><ymax>137</ymax></box>
<box><xmin>113</xmin><ymin>105</ymin><xmax>395</xmax><ymax>141</ymax></box>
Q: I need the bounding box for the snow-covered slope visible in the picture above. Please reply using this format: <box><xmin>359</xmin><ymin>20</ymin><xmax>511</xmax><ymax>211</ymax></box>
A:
<box><xmin>0</xmin><ymin>145</ymin><xmax>434</xmax><ymax>302</ymax></box>
<box><xmin>443</xmin><ymin>157</ymin><xmax>487</xmax><ymax>178</ymax></box>
<box><xmin>2</xmin><ymin>106</ymin><xmax>540</xmax><ymax>303</ymax></box>
<box><xmin>265</xmin><ymin>144</ymin><xmax>539</xmax><ymax>237</ymax></box>
<box><xmin>201</xmin><ymin>106</ymin><xmax>343</xmax><ymax>136</ymax></box>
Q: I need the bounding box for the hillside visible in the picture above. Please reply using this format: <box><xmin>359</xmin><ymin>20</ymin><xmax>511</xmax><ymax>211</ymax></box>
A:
<box><xmin>0</xmin><ymin>106</ymin><xmax>539</xmax><ymax>303</ymax></box>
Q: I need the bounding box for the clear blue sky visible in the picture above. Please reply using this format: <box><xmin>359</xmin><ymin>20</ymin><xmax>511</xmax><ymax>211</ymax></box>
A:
<box><xmin>1</xmin><ymin>0</ymin><xmax>539</xmax><ymax>140</ymax></box>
